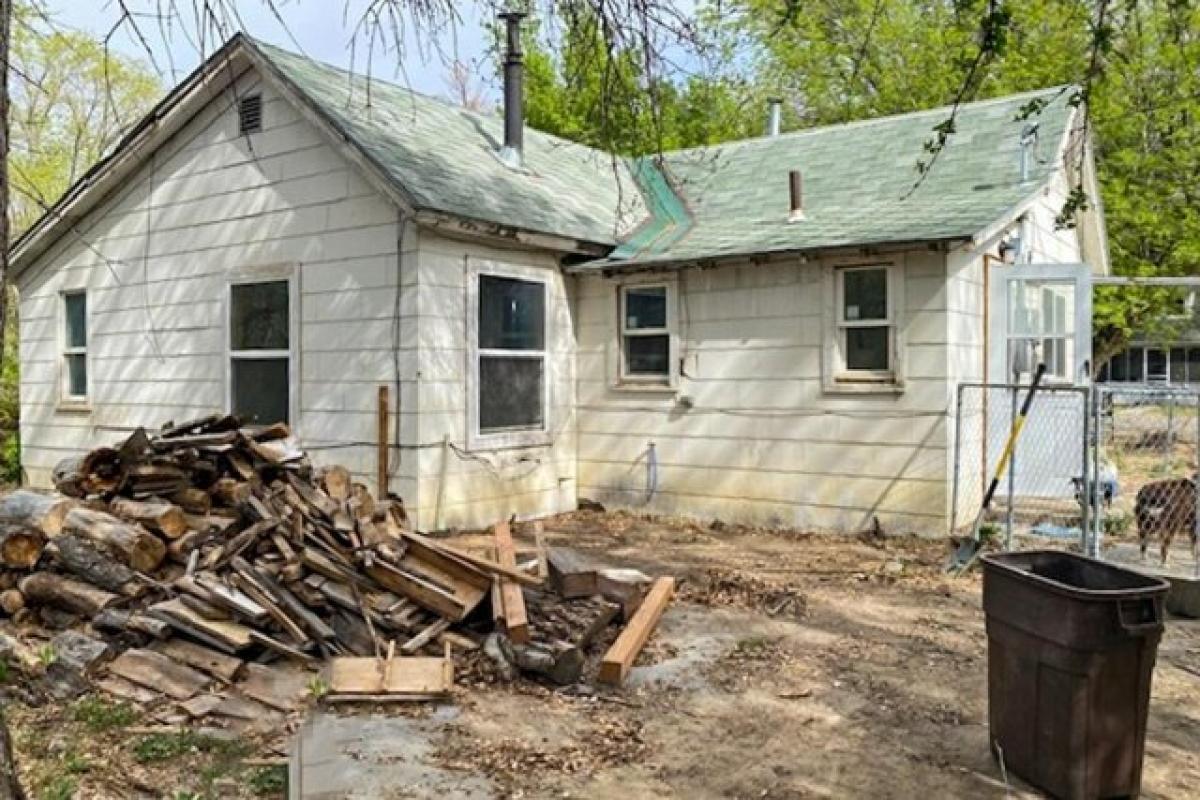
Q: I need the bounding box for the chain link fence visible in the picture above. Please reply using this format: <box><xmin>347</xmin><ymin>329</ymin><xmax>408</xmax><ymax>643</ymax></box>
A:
<box><xmin>952</xmin><ymin>383</ymin><xmax>1090</xmax><ymax>548</ymax></box>
<box><xmin>1091</xmin><ymin>385</ymin><xmax>1200</xmax><ymax>575</ymax></box>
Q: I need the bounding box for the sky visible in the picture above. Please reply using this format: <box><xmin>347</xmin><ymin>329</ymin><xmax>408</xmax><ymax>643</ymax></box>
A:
<box><xmin>46</xmin><ymin>0</ymin><xmax>500</xmax><ymax>102</ymax></box>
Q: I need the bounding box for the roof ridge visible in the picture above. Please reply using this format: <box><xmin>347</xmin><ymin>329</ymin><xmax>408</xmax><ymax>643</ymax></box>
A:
<box><xmin>661</xmin><ymin>84</ymin><xmax>1077</xmax><ymax>159</ymax></box>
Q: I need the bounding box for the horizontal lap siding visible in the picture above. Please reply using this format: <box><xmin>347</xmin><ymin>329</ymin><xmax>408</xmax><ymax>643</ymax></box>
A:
<box><xmin>576</xmin><ymin>254</ymin><xmax>953</xmax><ymax>534</ymax></box>
<box><xmin>17</xmin><ymin>69</ymin><xmax>415</xmax><ymax>503</ymax></box>
<box><xmin>409</xmin><ymin>232</ymin><xmax>577</xmax><ymax>531</ymax></box>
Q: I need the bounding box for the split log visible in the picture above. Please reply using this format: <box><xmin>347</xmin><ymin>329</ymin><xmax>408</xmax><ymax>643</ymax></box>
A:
<box><xmin>0</xmin><ymin>524</ymin><xmax>43</xmax><ymax>569</ymax></box>
<box><xmin>548</xmin><ymin>547</ymin><xmax>600</xmax><ymax>598</ymax></box>
<box><xmin>46</xmin><ymin>533</ymin><xmax>141</xmax><ymax>595</ymax></box>
<box><xmin>61</xmin><ymin>507</ymin><xmax>166</xmax><ymax>572</ymax></box>
<box><xmin>0</xmin><ymin>590</ymin><xmax>23</xmax><ymax>616</ymax></box>
<box><xmin>92</xmin><ymin>608</ymin><xmax>171</xmax><ymax>639</ymax></box>
<box><xmin>0</xmin><ymin>631</ymin><xmax>42</xmax><ymax>676</ymax></box>
<box><xmin>18</xmin><ymin>572</ymin><xmax>119</xmax><ymax>617</ymax></box>
<box><xmin>108</xmin><ymin>497</ymin><xmax>188</xmax><ymax>539</ymax></box>
<box><xmin>321</xmin><ymin>466</ymin><xmax>351</xmax><ymax>501</ymax></box>
<box><xmin>209</xmin><ymin>478</ymin><xmax>251</xmax><ymax>507</ymax></box>
<box><xmin>106</xmin><ymin>648</ymin><xmax>211</xmax><ymax>701</ymax></box>
<box><xmin>0</xmin><ymin>490</ymin><xmax>75</xmax><ymax>537</ymax></box>
<box><xmin>53</xmin><ymin>447</ymin><xmax>124</xmax><ymax>497</ymax></box>
<box><xmin>169</xmin><ymin>487</ymin><xmax>212</xmax><ymax>514</ymax></box>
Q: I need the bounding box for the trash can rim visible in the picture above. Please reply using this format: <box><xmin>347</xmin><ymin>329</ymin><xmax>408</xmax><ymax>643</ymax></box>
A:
<box><xmin>981</xmin><ymin>550</ymin><xmax>1171</xmax><ymax>599</ymax></box>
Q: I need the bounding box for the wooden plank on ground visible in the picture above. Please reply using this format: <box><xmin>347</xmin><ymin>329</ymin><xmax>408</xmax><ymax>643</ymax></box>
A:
<box><xmin>147</xmin><ymin>598</ymin><xmax>255</xmax><ymax>653</ymax></box>
<box><xmin>402</xmin><ymin>532</ymin><xmax>541</xmax><ymax>587</ymax></box>
<box><xmin>598</xmin><ymin>577</ymin><xmax>675</xmax><ymax>686</ymax></box>
<box><xmin>235</xmin><ymin>662</ymin><xmax>311</xmax><ymax>712</ymax></box>
<box><xmin>327</xmin><ymin>655</ymin><xmax>450</xmax><ymax>697</ymax></box>
<box><xmin>492</xmin><ymin>521</ymin><xmax>529</xmax><ymax>643</ymax></box>
<box><xmin>151</xmin><ymin>639</ymin><xmax>244</xmax><ymax>683</ymax></box>
<box><xmin>106</xmin><ymin>648</ymin><xmax>212</xmax><ymax>700</ymax></box>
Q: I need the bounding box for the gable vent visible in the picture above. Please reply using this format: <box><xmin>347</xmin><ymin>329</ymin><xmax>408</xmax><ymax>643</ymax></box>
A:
<box><xmin>238</xmin><ymin>94</ymin><xmax>263</xmax><ymax>135</ymax></box>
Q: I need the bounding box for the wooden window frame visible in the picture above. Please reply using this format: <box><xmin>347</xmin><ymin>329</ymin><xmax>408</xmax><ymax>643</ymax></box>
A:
<box><xmin>618</xmin><ymin>283</ymin><xmax>673</xmax><ymax>385</ymax></box>
<box><xmin>822</xmin><ymin>261</ymin><xmax>904</xmax><ymax>394</ymax></box>
<box><xmin>467</xmin><ymin>262</ymin><xmax>554</xmax><ymax>451</ymax></box>
<box><xmin>224</xmin><ymin>268</ymin><xmax>299</xmax><ymax>429</ymax></box>
<box><xmin>59</xmin><ymin>290</ymin><xmax>89</xmax><ymax>407</ymax></box>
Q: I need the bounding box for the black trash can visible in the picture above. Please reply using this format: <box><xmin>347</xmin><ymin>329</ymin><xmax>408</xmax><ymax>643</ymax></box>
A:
<box><xmin>981</xmin><ymin>550</ymin><xmax>1169</xmax><ymax>800</ymax></box>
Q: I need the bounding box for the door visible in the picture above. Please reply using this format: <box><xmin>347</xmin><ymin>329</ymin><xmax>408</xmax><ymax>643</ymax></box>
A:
<box><xmin>989</xmin><ymin>262</ymin><xmax>1093</xmax><ymax>386</ymax></box>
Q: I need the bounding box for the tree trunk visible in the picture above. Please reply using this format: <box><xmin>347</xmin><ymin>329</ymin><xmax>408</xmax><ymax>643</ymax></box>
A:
<box><xmin>0</xmin><ymin>524</ymin><xmax>41</xmax><ymax>569</ymax></box>
<box><xmin>18</xmin><ymin>572</ymin><xmax>118</xmax><ymax>617</ymax></box>
<box><xmin>0</xmin><ymin>0</ymin><xmax>11</xmax><ymax>384</ymax></box>
<box><xmin>0</xmin><ymin>491</ymin><xmax>76</xmax><ymax>537</ymax></box>
<box><xmin>45</xmin><ymin>533</ymin><xmax>140</xmax><ymax>595</ymax></box>
<box><xmin>108</xmin><ymin>497</ymin><xmax>187</xmax><ymax>539</ymax></box>
<box><xmin>60</xmin><ymin>507</ymin><xmax>165</xmax><ymax>572</ymax></box>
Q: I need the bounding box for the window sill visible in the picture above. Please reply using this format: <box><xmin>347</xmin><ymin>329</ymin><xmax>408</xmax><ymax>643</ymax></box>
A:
<box><xmin>823</xmin><ymin>376</ymin><xmax>905</xmax><ymax>396</ymax></box>
<box><xmin>56</xmin><ymin>401</ymin><xmax>93</xmax><ymax>414</ymax></box>
<box><xmin>467</xmin><ymin>428</ymin><xmax>555</xmax><ymax>453</ymax></box>
<box><xmin>612</xmin><ymin>379</ymin><xmax>676</xmax><ymax>394</ymax></box>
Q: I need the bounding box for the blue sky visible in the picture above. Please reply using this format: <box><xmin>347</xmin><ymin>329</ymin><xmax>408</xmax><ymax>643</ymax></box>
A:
<box><xmin>47</xmin><ymin>0</ymin><xmax>498</xmax><ymax>100</ymax></box>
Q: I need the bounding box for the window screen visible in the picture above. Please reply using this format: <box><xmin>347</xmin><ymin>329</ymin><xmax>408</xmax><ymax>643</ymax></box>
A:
<box><xmin>838</xmin><ymin>267</ymin><xmax>891</xmax><ymax>374</ymax></box>
<box><xmin>232</xmin><ymin>281</ymin><xmax>289</xmax><ymax>350</ymax></box>
<box><xmin>478</xmin><ymin>275</ymin><xmax>546</xmax><ymax>434</ymax></box>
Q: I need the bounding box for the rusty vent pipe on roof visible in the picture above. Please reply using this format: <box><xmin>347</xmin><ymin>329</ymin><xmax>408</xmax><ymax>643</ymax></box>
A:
<box><xmin>499</xmin><ymin>10</ymin><xmax>527</xmax><ymax>168</ymax></box>
<box><xmin>788</xmin><ymin>170</ymin><xmax>805</xmax><ymax>221</ymax></box>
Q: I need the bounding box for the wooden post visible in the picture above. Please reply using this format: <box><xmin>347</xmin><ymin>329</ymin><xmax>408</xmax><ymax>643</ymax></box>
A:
<box><xmin>377</xmin><ymin>385</ymin><xmax>389</xmax><ymax>499</ymax></box>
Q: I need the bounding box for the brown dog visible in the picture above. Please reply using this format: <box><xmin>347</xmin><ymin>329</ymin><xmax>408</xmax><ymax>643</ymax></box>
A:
<box><xmin>1134</xmin><ymin>476</ymin><xmax>1200</xmax><ymax>564</ymax></box>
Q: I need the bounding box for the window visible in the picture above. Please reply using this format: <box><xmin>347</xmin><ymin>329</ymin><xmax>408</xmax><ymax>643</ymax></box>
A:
<box><xmin>1006</xmin><ymin>279</ymin><xmax>1076</xmax><ymax>383</ymax></box>
<box><xmin>62</xmin><ymin>292</ymin><xmax>87</xmax><ymax>401</ymax></box>
<box><xmin>620</xmin><ymin>285</ymin><xmax>670</xmax><ymax>381</ymax></box>
<box><xmin>238</xmin><ymin>94</ymin><xmax>263</xmax><ymax>135</ymax></box>
<box><xmin>229</xmin><ymin>280</ymin><xmax>290</xmax><ymax>425</ymax></box>
<box><xmin>836</xmin><ymin>266</ymin><xmax>893</xmax><ymax>375</ymax></box>
<box><xmin>477</xmin><ymin>274</ymin><xmax>546</xmax><ymax>435</ymax></box>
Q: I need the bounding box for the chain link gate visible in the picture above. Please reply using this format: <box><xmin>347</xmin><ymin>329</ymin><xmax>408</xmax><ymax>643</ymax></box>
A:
<box><xmin>952</xmin><ymin>383</ymin><xmax>1090</xmax><ymax>549</ymax></box>
<box><xmin>1090</xmin><ymin>384</ymin><xmax>1200</xmax><ymax>575</ymax></box>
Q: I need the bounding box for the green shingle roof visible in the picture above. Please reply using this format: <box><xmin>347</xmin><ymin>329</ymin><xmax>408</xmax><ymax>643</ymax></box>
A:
<box><xmin>585</xmin><ymin>87</ymin><xmax>1077</xmax><ymax>269</ymax></box>
<box><xmin>252</xmin><ymin>39</ymin><xmax>645</xmax><ymax>246</ymax></box>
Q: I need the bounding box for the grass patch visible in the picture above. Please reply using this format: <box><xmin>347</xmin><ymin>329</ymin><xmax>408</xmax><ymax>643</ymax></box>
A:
<box><xmin>71</xmin><ymin>696</ymin><xmax>139</xmax><ymax>731</ymax></box>
<box><xmin>133</xmin><ymin>731</ymin><xmax>247</xmax><ymax>764</ymax></box>
<box><xmin>36</xmin><ymin>775</ymin><xmax>77</xmax><ymax>800</ymax></box>
<box><xmin>247</xmin><ymin>764</ymin><xmax>287</xmax><ymax>796</ymax></box>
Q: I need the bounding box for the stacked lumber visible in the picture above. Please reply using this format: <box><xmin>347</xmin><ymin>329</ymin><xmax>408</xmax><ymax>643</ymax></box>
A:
<box><xmin>0</xmin><ymin>416</ymin><xmax>674</xmax><ymax>710</ymax></box>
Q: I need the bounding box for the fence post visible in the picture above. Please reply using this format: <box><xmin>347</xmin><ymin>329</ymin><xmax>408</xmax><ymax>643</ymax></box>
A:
<box><xmin>1092</xmin><ymin>385</ymin><xmax>1103</xmax><ymax>558</ymax></box>
<box><xmin>1079</xmin><ymin>387</ymin><xmax>1089</xmax><ymax>556</ymax></box>
<box><xmin>950</xmin><ymin>383</ymin><xmax>964</xmax><ymax>536</ymax></box>
<box><xmin>1194</xmin><ymin>392</ymin><xmax>1199</xmax><ymax>577</ymax></box>
<box><xmin>1005</xmin><ymin>383</ymin><xmax>1017</xmax><ymax>551</ymax></box>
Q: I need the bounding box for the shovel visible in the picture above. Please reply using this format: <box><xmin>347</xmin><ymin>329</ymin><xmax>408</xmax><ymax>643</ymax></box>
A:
<box><xmin>945</xmin><ymin>363</ymin><xmax>1047</xmax><ymax>574</ymax></box>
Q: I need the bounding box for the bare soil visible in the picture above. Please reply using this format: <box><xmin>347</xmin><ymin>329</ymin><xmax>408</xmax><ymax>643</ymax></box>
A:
<box><xmin>7</xmin><ymin>510</ymin><xmax>1200</xmax><ymax>799</ymax></box>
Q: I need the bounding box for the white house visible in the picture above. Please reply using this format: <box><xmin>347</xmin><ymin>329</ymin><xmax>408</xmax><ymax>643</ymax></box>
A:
<box><xmin>10</xmin><ymin>29</ymin><xmax>1108</xmax><ymax>534</ymax></box>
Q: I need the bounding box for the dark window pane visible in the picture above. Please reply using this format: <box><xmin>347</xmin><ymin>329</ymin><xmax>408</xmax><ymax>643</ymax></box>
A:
<box><xmin>232</xmin><ymin>357</ymin><xmax>289</xmax><ymax>424</ymax></box>
<box><xmin>842</xmin><ymin>269</ymin><xmax>887</xmax><ymax>321</ymax></box>
<box><xmin>1188</xmin><ymin>348</ymin><xmax>1200</xmax><ymax>383</ymax></box>
<box><xmin>1171</xmin><ymin>348</ymin><xmax>1186</xmax><ymax>383</ymax></box>
<box><xmin>1147</xmin><ymin>348</ymin><xmax>1166</xmax><ymax>381</ymax></box>
<box><xmin>479</xmin><ymin>276</ymin><xmax>544</xmax><ymax>351</ymax></box>
<box><xmin>1110</xmin><ymin>350</ymin><xmax>1128</xmax><ymax>381</ymax></box>
<box><xmin>845</xmin><ymin>327</ymin><xmax>889</xmax><ymax>371</ymax></box>
<box><xmin>625</xmin><ymin>335</ymin><xmax>669</xmax><ymax>375</ymax></box>
<box><xmin>232</xmin><ymin>281</ymin><xmax>289</xmax><ymax>350</ymax></box>
<box><xmin>1129</xmin><ymin>347</ymin><xmax>1144</xmax><ymax>381</ymax></box>
<box><xmin>624</xmin><ymin>287</ymin><xmax>666</xmax><ymax>330</ymax></box>
<box><xmin>479</xmin><ymin>355</ymin><xmax>543</xmax><ymax>431</ymax></box>
<box><xmin>65</xmin><ymin>293</ymin><xmax>86</xmax><ymax>348</ymax></box>
<box><xmin>66</xmin><ymin>354</ymin><xmax>86</xmax><ymax>397</ymax></box>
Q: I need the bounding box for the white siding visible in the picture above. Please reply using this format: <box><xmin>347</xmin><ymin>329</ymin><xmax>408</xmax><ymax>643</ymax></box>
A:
<box><xmin>407</xmin><ymin>230</ymin><xmax>576</xmax><ymax>531</ymax></box>
<box><xmin>576</xmin><ymin>251</ymin><xmax>952</xmax><ymax>534</ymax></box>
<box><xmin>17</xmin><ymin>69</ymin><xmax>416</xmax><ymax>503</ymax></box>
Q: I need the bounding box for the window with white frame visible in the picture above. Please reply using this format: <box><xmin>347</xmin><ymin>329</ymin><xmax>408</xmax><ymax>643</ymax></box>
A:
<box><xmin>620</xmin><ymin>284</ymin><xmax>671</xmax><ymax>381</ymax></box>
<box><xmin>229</xmin><ymin>280</ymin><xmax>290</xmax><ymax>425</ymax></box>
<box><xmin>836</xmin><ymin>265</ymin><xmax>894</xmax><ymax>376</ymax></box>
<box><xmin>477</xmin><ymin>274</ymin><xmax>546</xmax><ymax>435</ymax></box>
<box><xmin>61</xmin><ymin>291</ymin><xmax>87</xmax><ymax>401</ymax></box>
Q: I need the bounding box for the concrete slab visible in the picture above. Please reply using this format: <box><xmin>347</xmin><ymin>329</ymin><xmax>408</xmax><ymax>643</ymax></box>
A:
<box><xmin>1102</xmin><ymin>542</ymin><xmax>1200</xmax><ymax>618</ymax></box>
<box><xmin>289</xmin><ymin>708</ymin><xmax>493</xmax><ymax>799</ymax></box>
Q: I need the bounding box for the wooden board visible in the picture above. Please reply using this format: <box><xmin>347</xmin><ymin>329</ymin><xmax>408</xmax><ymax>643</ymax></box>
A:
<box><xmin>151</xmin><ymin>639</ymin><xmax>244</xmax><ymax>683</ymax></box>
<box><xmin>492</xmin><ymin>521</ymin><xmax>530</xmax><ymax>643</ymax></box>
<box><xmin>106</xmin><ymin>648</ymin><xmax>212</xmax><ymax>701</ymax></box>
<box><xmin>235</xmin><ymin>662</ymin><xmax>311</xmax><ymax>711</ymax></box>
<box><xmin>96</xmin><ymin>676</ymin><xmax>161</xmax><ymax>705</ymax></box>
<box><xmin>598</xmin><ymin>577</ymin><xmax>675</xmax><ymax>686</ymax></box>
<box><xmin>147</xmin><ymin>598</ymin><xmax>255</xmax><ymax>653</ymax></box>
<box><xmin>327</xmin><ymin>655</ymin><xmax>451</xmax><ymax>697</ymax></box>
<box><xmin>548</xmin><ymin>547</ymin><xmax>600</xmax><ymax>598</ymax></box>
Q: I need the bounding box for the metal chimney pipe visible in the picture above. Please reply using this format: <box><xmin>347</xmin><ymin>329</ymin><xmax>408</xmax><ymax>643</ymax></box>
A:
<box><xmin>788</xmin><ymin>169</ymin><xmax>804</xmax><ymax>220</ymax></box>
<box><xmin>766</xmin><ymin>98</ymin><xmax>783</xmax><ymax>137</ymax></box>
<box><xmin>499</xmin><ymin>10</ymin><xmax>526</xmax><ymax>167</ymax></box>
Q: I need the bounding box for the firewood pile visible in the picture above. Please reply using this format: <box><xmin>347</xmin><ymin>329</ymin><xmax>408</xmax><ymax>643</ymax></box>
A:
<box><xmin>0</xmin><ymin>416</ymin><xmax>673</xmax><ymax>718</ymax></box>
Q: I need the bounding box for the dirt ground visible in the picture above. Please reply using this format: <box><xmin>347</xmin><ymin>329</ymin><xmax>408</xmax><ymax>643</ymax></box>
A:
<box><xmin>7</xmin><ymin>510</ymin><xmax>1200</xmax><ymax>799</ymax></box>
